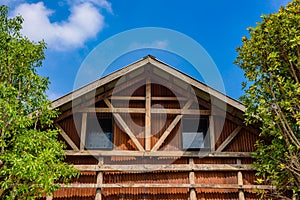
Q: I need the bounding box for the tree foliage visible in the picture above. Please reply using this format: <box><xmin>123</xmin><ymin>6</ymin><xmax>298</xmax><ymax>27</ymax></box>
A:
<box><xmin>0</xmin><ymin>5</ymin><xmax>77</xmax><ymax>199</ymax></box>
<box><xmin>235</xmin><ymin>0</ymin><xmax>300</xmax><ymax>199</ymax></box>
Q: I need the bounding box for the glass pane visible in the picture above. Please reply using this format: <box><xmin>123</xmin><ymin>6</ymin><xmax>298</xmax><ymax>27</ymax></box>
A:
<box><xmin>182</xmin><ymin>118</ymin><xmax>209</xmax><ymax>150</ymax></box>
<box><xmin>86</xmin><ymin>131</ymin><xmax>112</xmax><ymax>149</ymax></box>
<box><xmin>85</xmin><ymin>117</ymin><xmax>113</xmax><ymax>149</ymax></box>
<box><xmin>182</xmin><ymin>132</ymin><xmax>204</xmax><ymax>149</ymax></box>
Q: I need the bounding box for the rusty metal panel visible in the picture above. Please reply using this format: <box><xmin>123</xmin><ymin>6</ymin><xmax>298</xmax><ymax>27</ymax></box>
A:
<box><xmin>58</xmin><ymin>113</ymin><xmax>81</xmax><ymax>149</ymax></box>
<box><xmin>66</xmin><ymin>156</ymin><xmax>98</xmax><ymax>165</ymax></box>
<box><xmin>215</xmin><ymin>118</ymin><xmax>237</xmax><ymax>150</ymax></box>
<box><xmin>243</xmin><ymin>171</ymin><xmax>257</xmax><ymax>185</ymax></box>
<box><xmin>103</xmin><ymin>171</ymin><xmax>189</xmax><ymax>184</ymax></box>
<box><xmin>194</xmin><ymin>158</ymin><xmax>236</xmax><ymax>164</ymax></box>
<box><xmin>244</xmin><ymin>192</ymin><xmax>260</xmax><ymax>199</ymax></box>
<box><xmin>151</xmin><ymin>114</ymin><xmax>181</xmax><ymax>151</ymax></box>
<box><xmin>195</xmin><ymin>171</ymin><xmax>237</xmax><ymax>193</ymax></box>
<box><xmin>102</xmin><ymin>192</ymin><xmax>189</xmax><ymax>200</ymax></box>
<box><xmin>196</xmin><ymin>192</ymin><xmax>239</xmax><ymax>199</ymax></box>
<box><xmin>53</xmin><ymin>188</ymin><xmax>96</xmax><ymax>198</ymax></box>
<box><xmin>225</xmin><ymin>129</ymin><xmax>259</xmax><ymax>152</ymax></box>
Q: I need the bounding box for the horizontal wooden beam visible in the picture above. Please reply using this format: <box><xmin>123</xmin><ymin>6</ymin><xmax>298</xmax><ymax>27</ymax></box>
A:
<box><xmin>64</xmin><ymin>150</ymin><xmax>252</xmax><ymax>158</ymax></box>
<box><xmin>77</xmin><ymin>108</ymin><xmax>210</xmax><ymax>115</ymax></box>
<box><xmin>80</xmin><ymin>107</ymin><xmax>146</xmax><ymax>113</ymax></box>
<box><xmin>73</xmin><ymin>164</ymin><xmax>254</xmax><ymax>172</ymax></box>
<box><xmin>60</xmin><ymin>183</ymin><xmax>274</xmax><ymax>190</ymax></box>
<box><xmin>109</xmin><ymin>96</ymin><xmax>145</xmax><ymax>100</ymax></box>
<box><xmin>151</xmin><ymin>109</ymin><xmax>210</xmax><ymax>115</ymax></box>
<box><xmin>109</xmin><ymin>96</ymin><xmax>188</xmax><ymax>101</ymax></box>
<box><xmin>152</xmin><ymin>97</ymin><xmax>186</xmax><ymax>101</ymax></box>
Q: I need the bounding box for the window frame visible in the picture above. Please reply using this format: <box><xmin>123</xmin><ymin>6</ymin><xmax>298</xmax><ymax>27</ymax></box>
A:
<box><xmin>85</xmin><ymin>116</ymin><xmax>114</xmax><ymax>150</ymax></box>
<box><xmin>181</xmin><ymin>117</ymin><xmax>210</xmax><ymax>150</ymax></box>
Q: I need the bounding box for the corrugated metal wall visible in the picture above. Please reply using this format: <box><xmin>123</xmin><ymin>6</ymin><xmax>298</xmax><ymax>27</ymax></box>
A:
<box><xmin>53</xmin><ymin>82</ymin><xmax>262</xmax><ymax>199</ymax></box>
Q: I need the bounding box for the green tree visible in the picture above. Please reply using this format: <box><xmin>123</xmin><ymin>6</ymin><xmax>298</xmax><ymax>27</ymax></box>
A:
<box><xmin>0</xmin><ymin>5</ymin><xmax>77</xmax><ymax>199</ymax></box>
<box><xmin>235</xmin><ymin>0</ymin><xmax>300</xmax><ymax>199</ymax></box>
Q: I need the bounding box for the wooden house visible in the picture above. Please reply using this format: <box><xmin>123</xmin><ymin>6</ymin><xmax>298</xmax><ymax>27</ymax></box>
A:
<box><xmin>50</xmin><ymin>55</ymin><xmax>271</xmax><ymax>200</ymax></box>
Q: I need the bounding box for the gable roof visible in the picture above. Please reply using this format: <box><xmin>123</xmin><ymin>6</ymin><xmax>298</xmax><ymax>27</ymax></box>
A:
<box><xmin>52</xmin><ymin>55</ymin><xmax>245</xmax><ymax>114</ymax></box>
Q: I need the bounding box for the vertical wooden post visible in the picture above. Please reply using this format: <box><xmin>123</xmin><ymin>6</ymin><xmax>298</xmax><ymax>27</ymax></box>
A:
<box><xmin>95</xmin><ymin>188</ymin><xmax>102</xmax><ymax>200</ymax></box>
<box><xmin>209</xmin><ymin>115</ymin><xmax>215</xmax><ymax>151</ymax></box>
<box><xmin>145</xmin><ymin>77</ymin><xmax>151</xmax><ymax>151</ymax></box>
<box><xmin>237</xmin><ymin>159</ymin><xmax>245</xmax><ymax>200</ymax></box>
<box><xmin>189</xmin><ymin>158</ymin><xmax>197</xmax><ymax>200</ymax></box>
<box><xmin>190</xmin><ymin>189</ymin><xmax>197</xmax><ymax>200</ymax></box>
<box><xmin>80</xmin><ymin>112</ymin><xmax>87</xmax><ymax>151</ymax></box>
<box><xmin>95</xmin><ymin>157</ymin><xmax>104</xmax><ymax>200</ymax></box>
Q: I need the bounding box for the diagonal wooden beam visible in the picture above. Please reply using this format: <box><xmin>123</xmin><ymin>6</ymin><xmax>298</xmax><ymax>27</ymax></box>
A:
<box><xmin>104</xmin><ymin>98</ymin><xmax>144</xmax><ymax>152</ymax></box>
<box><xmin>216</xmin><ymin>126</ymin><xmax>242</xmax><ymax>152</ymax></box>
<box><xmin>55</xmin><ymin>123</ymin><xmax>79</xmax><ymax>151</ymax></box>
<box><xmin>151</xmin><ymin>99</ymin><xmax>194</xmax><ymax>152</ymax></box>
<box><xmin>55</xmin><ymin>75</ymin><xmax>146</xmax><ymax>123</ymax></box>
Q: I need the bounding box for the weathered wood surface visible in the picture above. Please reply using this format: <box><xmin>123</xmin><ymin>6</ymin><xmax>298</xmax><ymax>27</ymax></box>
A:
<box><xmin>80</xmin><ymin>112</ymin><xmax>87</xmax><ymax>151</ymax></box>
<box><xmin>60</xmin><ymin>183</ymin><xmax>273</xmax><ymax>189</ymax></box>
<box><xmin>73</xmin><ymin>164</ymin><xmax>254</xmax><ymax>172</ymax></box>
<box><xmin>65</xmin><ymin>150</ymin><xmax>252</xmax><ymax>157</ymax></box>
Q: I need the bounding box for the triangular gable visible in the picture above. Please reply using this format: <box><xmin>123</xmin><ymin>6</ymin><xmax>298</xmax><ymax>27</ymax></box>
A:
<box><xmin>52</xmin><ymin>55</ymin><xmax>245</xmax><ymax>114</ymax></box>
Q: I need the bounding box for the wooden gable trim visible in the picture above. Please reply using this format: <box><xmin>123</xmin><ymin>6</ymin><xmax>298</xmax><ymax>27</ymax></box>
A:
<box><xmin>52</xmin><ymin>57</ymin><xmax>150</xmax><ymax>109</ymax></box>
<box><xmin>55</xmin><ymin>74</ymin><xmax>146</xmax><ymax>123</ymax></box>
<box><xmin>147</xmin><ymin>58</ymin><xmax>246</xmax><ymax>112</ymax></box>
<box><xmin>52</xmin><ymin>56</ymin><xmax>246</xmax><ymax>114</ymax></box>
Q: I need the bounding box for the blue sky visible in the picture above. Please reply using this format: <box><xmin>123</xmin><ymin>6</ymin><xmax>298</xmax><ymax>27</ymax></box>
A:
<box><xmin>0</xmin><ymin>0</ymin><xmax>291</xmax><ymax>100</ymax></box>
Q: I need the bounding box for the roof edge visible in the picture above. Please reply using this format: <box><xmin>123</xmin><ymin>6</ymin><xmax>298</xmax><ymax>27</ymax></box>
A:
<box><xmin>51</xmin><ymin>55</ymin><xmax>246</xmax><ymax>113</ymax></box>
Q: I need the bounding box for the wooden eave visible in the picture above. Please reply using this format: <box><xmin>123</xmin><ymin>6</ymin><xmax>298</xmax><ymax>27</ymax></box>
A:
<box><xmin>51</xmin><ymin>55</ymin><xmax>246</xmax><ymax>116</ymax></box>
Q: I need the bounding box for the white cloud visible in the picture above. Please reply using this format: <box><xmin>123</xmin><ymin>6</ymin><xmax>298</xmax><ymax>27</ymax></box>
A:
<box><xmin>11</xmin><ymin>0</ymin><xmax>111</xmax><ymax>50</ymax></box>
<box><xmin>71</xmin><ymin>0</ymin><xmax>112</xmax><ymax>13</ymax></box>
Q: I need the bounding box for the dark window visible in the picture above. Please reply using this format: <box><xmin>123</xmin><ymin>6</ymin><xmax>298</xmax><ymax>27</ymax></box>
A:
<box><xmin>182</xmin><ymin>118</ymin><xmax>209</xmax><ymax>150</ymax></box>
<box><xmin>85</xmin><ymin>118</ymin><xmax>113</xmax><ymax>150</ymax></box>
